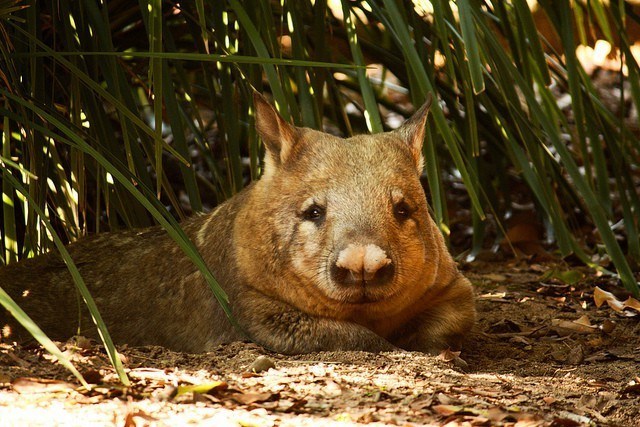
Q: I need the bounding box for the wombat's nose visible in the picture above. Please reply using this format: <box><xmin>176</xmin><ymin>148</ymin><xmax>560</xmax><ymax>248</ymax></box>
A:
<box><xmin>332</xmin><ymin>243</ymin><xmax>394</xmax><ymax>286</ymax></box>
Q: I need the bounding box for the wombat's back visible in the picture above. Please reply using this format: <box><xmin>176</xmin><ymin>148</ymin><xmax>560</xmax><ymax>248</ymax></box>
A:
<box><xmin>0</xmin><ymin>197</ymin><xmax>245</xmax><ymax>352</ymax></box>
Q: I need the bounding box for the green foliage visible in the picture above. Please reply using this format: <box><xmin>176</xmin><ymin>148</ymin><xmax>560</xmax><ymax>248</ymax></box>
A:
<box><xmin>0</xmin><ymin>0</ymin><xmax>639</xmax><ymax>381</ymax></box>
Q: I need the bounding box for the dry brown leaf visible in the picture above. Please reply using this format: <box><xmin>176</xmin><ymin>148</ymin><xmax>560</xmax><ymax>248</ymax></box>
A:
<box><xmin>573</xmin><ymin>315</ymin><xmax>596</xmax><ymax>328</ymax></box>
<box><xmin>123</xmin><ymin>408</ymin><xmax>157</xmax><ymax>427</ymax></box>
<box><xmin>436</xmin><ymin>393</ymin><xmax>458</xmax><ymax>405</ymax></box>
<box><xmin>551</xmin><ymin>319</ymin><xmax>599</xmax><ymax>335</ymax></box>
<box><xmin>432</xmin><ymin>404</ymin><xmax>464</xmax><ymax>416</ymax></box>
<box><xmin>623</xmin><ymin>296</ymin><xmax>640</xmax><ymax>312</ymax></box>
<box><xmin>12</xmin><ymin>378</ymin><xmax>76</xmax><ymax>394</ymax></box>
<box><xmin>409</xmin><ymin>396</ymin><xmax>434</xmax><ymax>410</ymax></box>
<box><xmin>594</xmin><ymin>287</ymin><xmax>625</xmax><ymax>311</ymax></box>
<box><xmin>230</xmin><ymin>391</ymin><xmax>276</xmax><ymax>405</ymax></box>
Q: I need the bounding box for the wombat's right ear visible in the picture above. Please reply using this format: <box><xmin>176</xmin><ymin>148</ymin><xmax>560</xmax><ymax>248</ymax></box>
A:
<box><xmin>253</xmin><ymin>92</ymin><xmax>299</xmax><ymax>174</ymax></box>
<box><xmin>394</xmin><ymin>94</ymin><xmax>433</xmax><ymax>173</ymax></box>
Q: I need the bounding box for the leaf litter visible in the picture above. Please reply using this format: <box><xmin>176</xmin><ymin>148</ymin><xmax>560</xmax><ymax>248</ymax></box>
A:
<box><xmin>1</xmin><ymin>259</ymin><xmax>639</xmax><ymax>426</ymax></box>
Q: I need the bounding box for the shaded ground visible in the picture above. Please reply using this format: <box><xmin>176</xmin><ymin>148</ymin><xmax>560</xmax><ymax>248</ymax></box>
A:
<box><xmin>1</xmin><ymin>260</ymin><xmax>639</xmax><ymax>426</ymax></box>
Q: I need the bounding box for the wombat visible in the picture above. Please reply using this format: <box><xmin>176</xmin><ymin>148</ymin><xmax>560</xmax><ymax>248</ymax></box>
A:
<box><xmin>0</xmin><ymin>93</ymin><xmax>475</xmax><ymax>354</ymax></box>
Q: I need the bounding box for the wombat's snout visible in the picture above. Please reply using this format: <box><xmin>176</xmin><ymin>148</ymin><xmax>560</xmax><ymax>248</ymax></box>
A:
<box><xmin>332</xmin><ymin>243</ymin><xmax>395</xmax><ymax>287</ymax></box>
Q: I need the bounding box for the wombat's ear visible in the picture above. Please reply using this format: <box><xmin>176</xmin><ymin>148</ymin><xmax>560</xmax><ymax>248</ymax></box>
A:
<box><xmin>394</xmin><ymin>94</ymin><xmax>433</xmax><ymax>173</ymax></box>
<box><xmin>253</xmin><ymin>92</ymin><xmax>299</xmax><ymax>174</ymax></box>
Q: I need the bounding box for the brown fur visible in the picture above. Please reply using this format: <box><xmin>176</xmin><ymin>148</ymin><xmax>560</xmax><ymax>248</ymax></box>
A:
<box><xmin>0</xmin><ymin>94</ymin><xmax>475</xmax><ymax>354</ymax></box>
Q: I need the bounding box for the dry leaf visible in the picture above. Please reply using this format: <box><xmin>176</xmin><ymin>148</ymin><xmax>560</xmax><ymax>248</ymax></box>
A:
<box><xmin>230</xmin><ymin>391</ymin><xmax>276</xmax><ymax>405</ymax></box>
<box><xmin>551</xmin><ymin>319</ymin><xmax>599</xmax><ymax>335</ymax></box>
<box><xmin>594</xmin><ymin>287</ymin><xmax>625</xmax><ymax>311</ymax></box>
<box><xmin>573</xmin><ymin>315</ymin><xmax>596</xmax><ymax>328</ymax></box>
<box><xmin>432</xmin><ymin>404</ymin><xmax>464</xmax><ymax>416</ymax></box>
<box><xmin>123</xmin><ymin>408</ymin><xmax>157</xmax><ymax>427</ymax></box>
<box><xmin>12</xmin><ymin>378</ymin><xmax>76</xmax><ymax>394</ymax></box>
<box><xmin>623</xmin><ymin>296</ymin><xmax>640</xmax><ymax>312</ymax></box>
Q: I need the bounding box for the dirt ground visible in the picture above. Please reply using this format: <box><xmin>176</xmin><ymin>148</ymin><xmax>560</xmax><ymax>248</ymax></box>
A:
<box><xmin>1</xmin><ymin>260</ymin><xmax>639</xmax><ymax>426</ymax></box>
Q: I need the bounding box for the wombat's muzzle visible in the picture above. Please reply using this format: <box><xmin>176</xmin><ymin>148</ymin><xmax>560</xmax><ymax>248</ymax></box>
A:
<box><xmin>331</xmin><ymin>243</ymin><xmax>395</xmax><ymax>288</ymax></box>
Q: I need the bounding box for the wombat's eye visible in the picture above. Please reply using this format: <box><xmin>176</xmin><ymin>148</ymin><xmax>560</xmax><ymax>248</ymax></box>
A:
<box><xmin>302</xmin><ymin>204</ymin><xmax>325</xmax><ymax>222</ymax></box>
<box><xmin>394</xmin><ymin>202</ymin><xmax>412</xmax><ymax>220</ymax></box>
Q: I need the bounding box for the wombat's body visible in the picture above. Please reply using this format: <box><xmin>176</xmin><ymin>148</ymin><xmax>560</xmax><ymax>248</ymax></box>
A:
<box><xmin>0</xmin><ymin>94</ymin><xmax>475</xmax><ymax>354</ymax></box>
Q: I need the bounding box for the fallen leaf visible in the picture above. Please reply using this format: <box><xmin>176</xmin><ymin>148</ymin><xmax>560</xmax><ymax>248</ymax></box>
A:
<box><xmin>12</xmin><ymin>378</ymin><xmax>76</xmax><ymax>394</ymax></box>
<box><xmin>230</xmin><ymin>391</ymin><xmax>276</xmax><ymax>405</ymax></box>
<box><xmin>409</xmin><ymin>394</ymin><xmax>434</xmax><ymax>410</ymax></box>
<box><xmin>573</xmin><ymin>315</ymin><xmax>595</xmax><ymax>328</ymax></box>
<box><xmin>594</xmin><ymin>287</ymin><xmax>625</xmax><ymax>311</ymax></box>
<box><xmin>175</xmin><ymin>380</ymin><xmax>227</xmax><ymax>397</ymax></box>
<box><xmin>123</xmin><ymin>408</ymin><xmax>157</xmax><ymax>427</ymax></box>
<box><xmin>551</xmin><ymin>319</ymin><xmax>599</xmax><ymax>335</ymax></box>
<box><xmin>623</xmin><ymin>296</ymin><xmax>640</xmax><ymax>312</ymax></box>
<box><xmin>436</xmin><ymin>393</ymin><xmax>459</xmax><ymax>405</ymax></box>
<box><xmin>432</xmin><ymin>404</ymin><xmax>465</xmax><ymax>416</ymax></box>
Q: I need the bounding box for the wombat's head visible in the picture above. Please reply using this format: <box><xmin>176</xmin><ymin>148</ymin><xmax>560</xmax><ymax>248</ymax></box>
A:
<box><xmin>249</xmin><ymin>93</ymin><xmax>443</xmax><ymax>314</ymax></box>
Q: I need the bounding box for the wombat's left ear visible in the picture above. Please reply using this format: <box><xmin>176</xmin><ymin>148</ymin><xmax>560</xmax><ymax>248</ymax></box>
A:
<box><xmin>394</xmin><ymin>94</ymin><xmax>433</xmax><ymax>173</ymax></box>
<box><xmin>253</xmin><ymin>92</ymin><xmax>299</xmax><ymax>175</ymax></box>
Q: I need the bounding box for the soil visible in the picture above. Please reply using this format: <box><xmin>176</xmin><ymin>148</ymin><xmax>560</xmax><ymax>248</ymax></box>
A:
<box><xmin>1</xmin><ymin>259</ymin><xmax>639</xmax><ymax>426</ymax></box>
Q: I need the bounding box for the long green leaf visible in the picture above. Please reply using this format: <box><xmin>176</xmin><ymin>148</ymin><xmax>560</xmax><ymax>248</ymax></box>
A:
<box><xmin>0</xmin><ymin>287</ymin><xmax>89</xmax><ymax>388</ymax></box>
<box><xmin>0</xmin><ymin>169</ymin><xmax>127</xmax><ymax>385</ymax></box>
